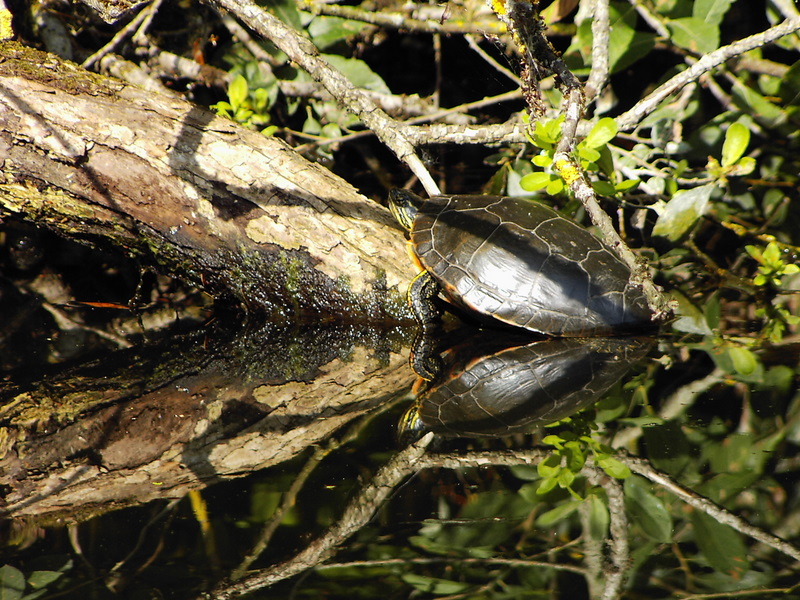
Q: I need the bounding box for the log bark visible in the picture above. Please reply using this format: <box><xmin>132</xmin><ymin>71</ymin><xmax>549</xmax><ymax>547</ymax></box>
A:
<box><xmin>0</xmin><ymin>42</ymin><xmax>415</xmax><ymax>324</ymax></box>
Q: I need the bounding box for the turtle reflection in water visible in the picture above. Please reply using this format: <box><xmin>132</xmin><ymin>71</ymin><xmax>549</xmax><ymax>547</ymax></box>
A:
<box><xmin>388</xmin><ymin>190</ymin><xmax>656</xmax><ymax>379</ymax></box>
<box><xmin>398</xmin><ymin>334</ymin><xmax>653</xmax><ymax>441</ymax></box>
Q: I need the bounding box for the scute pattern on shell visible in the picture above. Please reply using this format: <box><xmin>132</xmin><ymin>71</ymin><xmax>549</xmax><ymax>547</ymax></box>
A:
<box><xmin>411</xmin><ymin>195</ymin><xmax>652</xmax><ymax>336</ymax></box>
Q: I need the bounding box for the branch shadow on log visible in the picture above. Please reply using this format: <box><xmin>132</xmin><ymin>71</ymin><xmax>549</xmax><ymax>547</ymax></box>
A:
<box><xmin>0</xmin><ymin>42</ymin><xmax>417</xmax><ymax>325</ymax></box>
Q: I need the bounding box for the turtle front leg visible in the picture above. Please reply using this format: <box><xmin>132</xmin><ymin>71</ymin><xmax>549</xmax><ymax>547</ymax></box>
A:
<box><xmin>408</xmin><ymin>270</ymin><xmax>441</xmax><ymax>327</ymax></box>
<box><xmin>408</xmin><ymin>271</ymin><xmax>443</xmax><ymax>380</ymax></box>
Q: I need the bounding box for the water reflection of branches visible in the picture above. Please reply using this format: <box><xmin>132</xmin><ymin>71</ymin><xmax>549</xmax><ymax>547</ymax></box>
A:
<box><xmin>210</xmin><ymin>445</ymin><xmax>800</xmax><ymax>599</ymax></box>
<box><xmin>230</xmin><ymin>394</ymin><xmax>408</xmax><ymax>580</ymax></box>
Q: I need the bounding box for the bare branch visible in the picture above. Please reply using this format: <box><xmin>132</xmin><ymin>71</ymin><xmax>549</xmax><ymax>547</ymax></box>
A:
<box><xmin>584</xmin><ymin>0</ymin><xmax>611</xmax><ymax>102</ymax></box>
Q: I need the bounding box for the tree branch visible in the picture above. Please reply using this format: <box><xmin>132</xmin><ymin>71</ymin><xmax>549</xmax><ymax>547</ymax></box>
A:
<box><xmin>203</xmin><ymin>0</ymin><xmax>440</xmax><ymax>196</ymax></box>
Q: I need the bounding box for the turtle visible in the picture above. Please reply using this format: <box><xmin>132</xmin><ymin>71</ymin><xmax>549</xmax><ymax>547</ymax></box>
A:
<box><xmin>388</xmin><ymin>190</ymin><xmax>654</xmax><ymax>378</ymax></box>
<box><xmin>397</xmin><ymin>333</ymin><xmax>654</xmax><ymax>441</ymax></box>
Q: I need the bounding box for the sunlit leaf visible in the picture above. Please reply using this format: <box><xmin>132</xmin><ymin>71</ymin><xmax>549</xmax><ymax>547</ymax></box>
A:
<box><xmin>652</xmin><ymin>184</ymin><xmax>714</xmax><ymax>241</ymax></box>
<box><xmin>667</xmin><ymin>17</ymin><xmax>719</xmax><ymax>54</ymax></box>
<box><xmin>583</xmin><ymin>117</ymin><xmax>618</xmax><ymax>148</ymax></box>
<box><xmin>537</xmin><ymin>476</ymin><xmax>559</xmax><ymax>495</ymax></box>
<box><xmin>721</xmin><ymin>123</ymin><xmax>750</xmax><ymax>167</ymax></box>
<box><xmin>578</xmin><ymin>145</ymin><xmax>601</xmax><ymax>163</ymax></box>
<box><xmin>519</xmin><ymin>172</ymin><xmax>555</xmax><ymax>192</ymax></box>
<box><xmin>597</xmin><ymin>456</ymin><xmax>631</xmax><ymax>479</ymax></box>
<box><xmin>228</xmin><ymin>74</ymin><xmax>249</xmax><ymax>109</ymax></box>
<box><xmin>532</xmin><ymin>154</ymin><xmax>552</xmax><ymax>167</ymax></box>
<box><xmin>727</xmin><ymin>346</ymin><xmax>758</xmax><ymax>376</ymax></box>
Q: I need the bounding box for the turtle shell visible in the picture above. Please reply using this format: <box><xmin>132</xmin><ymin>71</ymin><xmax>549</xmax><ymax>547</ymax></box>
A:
<box><xmin>414</xmin><ymin>334</ymin><xmax>653</xmax><ymax>438</ymax></box>
<box><xmin>411</xmin><ymin>195</ymin><xmax>652</xmax><ymax>336</ymax></box>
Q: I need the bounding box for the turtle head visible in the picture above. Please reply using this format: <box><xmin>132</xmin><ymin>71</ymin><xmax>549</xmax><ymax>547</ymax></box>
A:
<box><xmin>388</xmin><ymin>189</ymin><xmax>423</xmax><ymax>231</ymax></box>
<box><xmin>396</xmin><ymin>402</ymin><xmax>427</xmax><ymax>445</ymax></box>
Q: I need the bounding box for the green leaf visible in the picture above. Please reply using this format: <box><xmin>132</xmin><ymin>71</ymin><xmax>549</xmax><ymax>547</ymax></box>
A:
<box><xmin>778</xmin><ymin>59</ymin><xmax>800</xmax><ymax>105</ymax></box>
<box><xmin>508</xmin><ymin>465</ymin><xmax>540</xmax><ymax>481</ymax></box>
<box><xmin>537</xmin><ymin>476</ymin><xmax>559</xmax><ymax>495</ymax></box>
<box><xmin>532</xmin><ymin>153</ymin><xmax>552</xmax><ymax>167</ymax></box>
<box><xmin>308</xmin><ymin>16</ymin><xmax>364</xmax><ymax>50</ymax></box>
<box><xmin>546</xmin><ymin>178</ymin><xmax>565</xmax><ymax>195</ymax></box>
<box><xmin>643</xmin><ymin>421</ymin><xmax>691</xmax><ymax>476</ymax></box>
<box><xmin>27</xmin><ymin>570</ymin><xmax>64</xmax><ymax>590</ymax></box>
<box><xmin>592</xmin><ymin>180</ymin><xmax>617</xmax><ymax>196</ymax></box>
<box><xmin>578</xmin><ymin>146</ymin><xmax>601</xmax><ymax>163</ymax></box>
<box><xmin>605</xmin><ymin>5</ymin><xmax>657</xmax><ymax>73</ymax></box>
<box><xmin>401</xmin><ymin>573</ymin><xmax>472</xmax><ymax>595</ymax></box>
<box><xmin>652</xmin><ymin>184</ymin><xmax>714</xmax><ymax>241</ymax></box>
<box><xmin>262</xmin><ymin>0</ymin><xmax>302</xmax><ymax>30</ymax></box>
<box><xmin>692</xmin><ymin>0</ymin><xmax>734</xmax><ymax>27</ymax></box>
<box><xmin>557</xmin><ymin>467</ymin><xmax>575</xmax><ymax>489</ymax></box>
<box><xmin>691</xmin><ymin>511</ymin><xmax>750</xmax><ymax>577</ymax></box>
<box><xmin>227</xmin><ymin>74</ymin><xmax>249</xmax><ymax>110</ymax></box>
<box><xmin>597</xmin><ymin>456</ymin><xmax>631</xmax><ymax>479</ymax></box>
<box><xmin>727</xmin><ymin>346</ymin><xmax>758</xmax><ymax>376</ymax></box>
<box><xmin>731</xmin><ymin>82</ymin><xmax>787</xmax><ymax>129</ymax></box>
<box><xmin>721</xmin><ymin>123</ymin><xmax>750</xmax><ymax>167</ymax></box>
<box><xmin>625</xmin><ymin>477</ymin><xmax>673</xmax><ymax>543</ymax></box>
<box><xmin>666</xmin><ymin>17</ymin><xmax>719</xmax><ymax>54</ymax></box>
<box><xmin>615</xmin><ymin>178</ymin><xmax>640</xmax><ymax>192</ymax></box>
<box><xmin>535</xmin><ymin>500</ymin><xmax>582</xmax><ymax>527</ymax></box>
<box><xmin>322</xmin><ymin>54</ymin><xmax>391</xmax><ymax>93</ymax></box>
<box><xmin>0</xmin><ymin>565</ymin><xmax>26</xmax><ymax>600</ymax></box>
<box><xmin>583</xmin><ymin>117</ymin><xmax>618</xmax><ymax>148</ymax></box>
<box><xmin>587</xmin><ymin>494</ymin><xmax>609</xmax><ymax>541</ymax></box>
<box><xmin>519</xmin><ymin>172</ymin><xmax>556</xmax><ymax>192</ymax></box>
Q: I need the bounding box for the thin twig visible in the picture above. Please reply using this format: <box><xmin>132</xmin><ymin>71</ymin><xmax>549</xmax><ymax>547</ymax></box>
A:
<box><xmin>298</xmin><ymin>0</ymin><xmax>507</xmax><ymax>36</ymax></box>
<box><xmin>584</xmin><ymin>0</ymin><xmax>610</xmax><ymax>103</ymax></box>
<box><xmin>464</xmin><ymin>34</ymin><xmax>521</xmax><ymax>85</ymax></box>
<box><xmin>82</xmin><ymin>1</ymin><xmax>152</xmax><ymax>69</ymax></box>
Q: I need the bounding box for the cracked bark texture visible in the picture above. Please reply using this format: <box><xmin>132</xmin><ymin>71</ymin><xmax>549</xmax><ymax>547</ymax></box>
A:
<box><xmin>0</xmin><ymin>42</ymin><xmax>415</xmax><ymax>323</ymax></box>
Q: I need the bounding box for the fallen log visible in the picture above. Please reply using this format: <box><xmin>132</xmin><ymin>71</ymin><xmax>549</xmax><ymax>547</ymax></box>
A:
<box><xmin>0</xmin><ymin>42</ymin><xmax>415</xmax><ymax>324</ymax></box>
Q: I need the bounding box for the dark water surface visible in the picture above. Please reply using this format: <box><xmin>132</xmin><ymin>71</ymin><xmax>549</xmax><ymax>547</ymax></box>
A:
<box><xmin>1</xmin><ymin>317</ymin><xmax>799</xmax><ymax>599</ymax></box>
